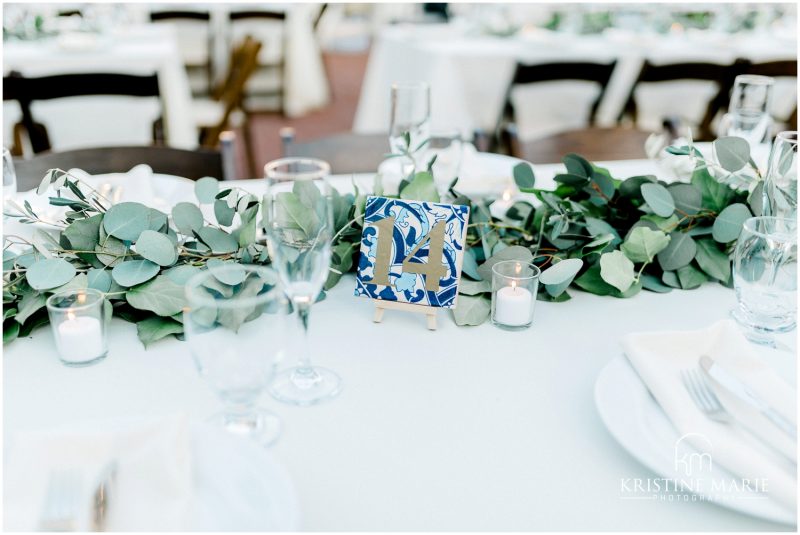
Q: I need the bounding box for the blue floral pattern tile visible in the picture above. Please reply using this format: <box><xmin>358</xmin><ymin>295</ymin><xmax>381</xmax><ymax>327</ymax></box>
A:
<box><xmin>354</xmin><ymin>196</ymin><xmax>470</xmax><ymax>308</ymax></box>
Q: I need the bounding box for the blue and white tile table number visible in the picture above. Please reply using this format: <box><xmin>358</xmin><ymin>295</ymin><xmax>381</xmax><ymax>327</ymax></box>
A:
<box><xmin>354</xmin><ymin>196</ymin><xmax>470</xmax><ymax>329</ymax></box>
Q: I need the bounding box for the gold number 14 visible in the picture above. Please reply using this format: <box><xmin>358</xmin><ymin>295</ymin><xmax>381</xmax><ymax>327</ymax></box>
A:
<box><xmin>370</xmin><ymin>216</ymin><xmax>448</xmax><ymax>292</ymax></box>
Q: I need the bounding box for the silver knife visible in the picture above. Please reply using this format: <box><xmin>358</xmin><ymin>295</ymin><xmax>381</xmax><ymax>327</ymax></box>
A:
<box><xmin>700</xmin><ymin>355</ymin><xmax>797</xmax><ymax>439</ymax></box>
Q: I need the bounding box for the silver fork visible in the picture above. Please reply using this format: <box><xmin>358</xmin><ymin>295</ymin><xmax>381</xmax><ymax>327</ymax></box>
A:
<box><xmin>681</xmin><ymin>367</ymin><xmax>796</xmax><ymax>465</ymax></box>
<box><xmin>681</xmin><ymin>368</ymin><xmax>731</xmax><ymax>424</ymax></box>
<box><xmin>38</xmin><ymin>469</ymin><xmax>82</xmax><ymax>531</ymax></box>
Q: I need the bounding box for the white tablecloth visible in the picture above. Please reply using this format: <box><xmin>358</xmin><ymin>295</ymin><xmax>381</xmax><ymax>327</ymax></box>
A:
<box><xmin>3</xmin><ymin>25</ymin><xmax>196</xmax><ymax>150</ymax></box>
<box><xmin>354</xmin><ymin>23</ymin><xmax>797</xmax><ymax>139</ymax></box>
<box><xmin>4</xmin><ymin>159</ymin><xmax>796</xmax><ymax>530</ymax></box>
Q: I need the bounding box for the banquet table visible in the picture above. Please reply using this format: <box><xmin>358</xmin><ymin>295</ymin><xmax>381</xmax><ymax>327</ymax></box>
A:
<box><xmin>4</xmin><ymin>158</ymin><xmax>796</xmax><ymax>531</ymax></box>
<box><xmin>354</xmin><ymin>23</ymin><xmax>797</xmax><ymax>140</ymax></box>
<box><xmin>2</xmin><ymin>24</ymin><xmax>196</xmax><ymax>150</ymax></box>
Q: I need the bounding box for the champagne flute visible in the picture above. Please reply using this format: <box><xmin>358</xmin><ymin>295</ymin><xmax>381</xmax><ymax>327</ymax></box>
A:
<box><xmin>263</xmin><ymin>157</ymin><xmax>341</xmax><ymax>406</ymax></box>
<box><xmin>389</xmin><ymin>81</ymin><xmax>431</xmax><ymax>177</ymax></box>
<box><xmin>762</xmin><ymin>130</ymin><xmax>797</xmax><ymax>221</ymax></box>
<box><xmin>718</xmin><ymin>74</ymin><xmax>774</xmax><ymax>146</ymax></box>
<box><xmin>184</xmin><ymin>265</ymin><xmax>288</xmax><ymax>446</ymax></box>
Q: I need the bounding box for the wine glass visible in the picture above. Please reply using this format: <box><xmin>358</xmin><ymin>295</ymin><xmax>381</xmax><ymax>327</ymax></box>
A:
<box><xmin>263</xmin><ymin>157</ymin><xmax>341</xmax><ymax>406</ymax></box>
<box><xmin>389</xmin><ymin>81</ymin><xmax>431</xmax><ymax>177</ymax></box>
<box><xmin>732</xmin><ymin>216</ymin><xmax>797</xmax><ymax>346</ymax></box>
<box><xmin>762</xmin><ymin>131</ymin><xmax>797</xmax><ymax>221</ymax></box>
<box><xmin>184</xmin><ymin>265</ymin><xmax>288</xmax><ymax>446</ymax></box>
<box><xmin>3</xmin><ymin>147</ymin><xmax>17</xmax><ymax>207</ymax></box>
<box><xmin>718</xmin><ymin>74</ymin><xmax>774</xmax><ymax>146</ymax></box>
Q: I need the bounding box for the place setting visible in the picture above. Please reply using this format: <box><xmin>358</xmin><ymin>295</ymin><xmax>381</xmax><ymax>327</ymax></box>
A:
<box><xmin>2</xmin><ymin>2</ymin><xmax>798</xmax><ymax>532</ymax></box>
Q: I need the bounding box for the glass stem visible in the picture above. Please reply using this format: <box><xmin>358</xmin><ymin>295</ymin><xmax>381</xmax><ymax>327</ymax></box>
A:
<box><xmin>296</xmin><ymin>300</ymin><xmax>313</xmax><ymax>370</ymax></box>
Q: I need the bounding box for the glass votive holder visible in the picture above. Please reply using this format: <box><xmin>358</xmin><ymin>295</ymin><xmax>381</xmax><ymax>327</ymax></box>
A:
<box><xmin>491</xmin><ymin>260</ymin><xmax>540</xmax><ymax>330</ymax></box>
<box><xmin>46</xmin><ymin>288</ymin><xmax>108</xmax><ymax>367</ymax></box>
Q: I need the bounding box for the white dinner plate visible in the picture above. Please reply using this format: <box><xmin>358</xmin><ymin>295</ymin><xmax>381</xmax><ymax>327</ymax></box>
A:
<box><xmin>188</xmin><ymin>422</ymin><xmax>300</xmax><ymax>531</ymax></box>
<box><xmin>594</xmin><ymin>355</ymin><xmax>796</xmax><ymax>526</ymax></box>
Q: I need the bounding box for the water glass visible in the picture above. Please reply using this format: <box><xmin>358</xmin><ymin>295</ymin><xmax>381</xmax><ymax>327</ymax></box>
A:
<box><xmin>46</xmin><ymin>288</ymin><xmax>108</xmax><ymax>367</ymax></box>
<box><xmin>184</xmin><ymin>265</ymin><xmax>289</xmax><ymax>446</ymax></box>
<box><xmin>732</xmin><ymin>216</ymin><xmax>797</xmax><ymax>345</ymax></box>
<box><xmin>424</xmin><ymin>129</ymin><xmax>463</xmax><ymax>195</ymax></box>
<box><xmin>491</xmin><ymin>260</ymin><xmax>540</xmax><ymax>330</ymax></box>
<box><xmin>389</xmin><ymin>81</ymin><xmax>431</xmax><ymax>176</ymax></box>
<box><xmin>718</xmin><ymin>75</ymin><xmax>774</xmax><ymax>145</ymax></box>
<box><xmin>762</xmin><ymin>131</ymin><xmax>797</xmax><ymax>221</ymax></box>
<box><xmin>263</xmin><ymin>157</ymin><xmax>341</xmax><ymax>406</ymax></box>
<box><xmin>3</xmin><ymin>147</ymin><xmax>17</xmax><ymax>205</ymax></box>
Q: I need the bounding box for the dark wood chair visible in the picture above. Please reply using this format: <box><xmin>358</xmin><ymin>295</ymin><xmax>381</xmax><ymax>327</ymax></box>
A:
<box><xmin>3</xmin><ymin>71</ymin><xmax>163</xmax><ymax>156</ymax></box>
<box><xmin>12</xmin><ymin>143</ymin><xmax>238</xmax><ymax>191</ymax></box>
<box><xmin>620</xmin><ymin>60</ymin><xmax>737</xmax><ymax>141</ymax></box>
<box><xmin>229</xmin><ymin>10</ymin><xmax>288</xmax><ymax>113</ymax></box>
<box><xmin>497</xmin><ymin>60</ymin><xmax>618</xmax><ymax>153</ymax></box>
<box><xmin>510</xmin><ymin>127</ymin><xmax>652</xmax><ymax>165</ymax></box>
<box><xmin>733</xmin><ymin>59</ymin><xmax>798</xmax><ymax>129</ymax></box>
<box><xmin>199</xmin><ymin>36</ymin><xmax>263</xmax><ymax>177</ymax></box>
<box><xmin>280</xmin><ymin>127</ymin><xmax>389</xmax><ymax>175</ymax></box>
<box><xmin>149</xmin><ymin>10</ymin><xmax>213</xmax><ymax>97</ymax></box>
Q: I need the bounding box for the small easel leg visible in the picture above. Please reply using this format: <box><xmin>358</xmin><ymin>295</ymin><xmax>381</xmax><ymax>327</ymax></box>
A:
<box><xmin>426</xmin><ymin>312</ymin><xmax>437</xmax><ymax>331</ymax></box>
<box><xmin>373</xmin><ymin>305</ymin><xmax>385</xmax><ymax>323</ymax></box>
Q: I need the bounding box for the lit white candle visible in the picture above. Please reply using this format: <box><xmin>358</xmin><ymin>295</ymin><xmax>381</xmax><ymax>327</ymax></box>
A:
<box><xmin>56</xmin><ymin>312</ymin><xmax>105</xmax><ymax>363</ymax></box>
<box><xmin>495</xmin><ymin>281</ymin><xmax>532</xmax><ymax>326</ymax></box>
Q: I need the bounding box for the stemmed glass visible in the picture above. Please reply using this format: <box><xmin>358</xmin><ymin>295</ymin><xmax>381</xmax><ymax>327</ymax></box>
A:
<box><xmin>718</xmin><ymin>74</ymin><xmax>774</xmax><ymax>146</ymax></box>
<box><xmin>184</xmin><ymin>265</ymin><xmax>288</xmax><ymax>446</ymax></box>
<box><xmin>389</xmin><ymin>81</ymin><xmax>431</xmax><ymax>176</ymax></box>
<box><xmin>762</xmin><ymin>131</ymin><xmax>797</xmax><ymax>221</ymax></box>
<box><xmin>732</xmin><ymin>216</ymin><xmax>797</xmax><ymax>346</ymax></box>
<box><xmin>424</xmin><ymin>129</ymin><xmax>463</xmax><ymax>195</ymax></box>
<box><xmin>263</xmin><ymin>157</ymin><xmax>341</xmax><ymax>406</ymax></box>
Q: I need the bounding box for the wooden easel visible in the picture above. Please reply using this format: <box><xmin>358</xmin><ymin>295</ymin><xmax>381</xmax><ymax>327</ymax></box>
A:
<box><xmin>373</xmin><ymin>300</ymin><xmax>438</xmax><ymax>330</ymax></box>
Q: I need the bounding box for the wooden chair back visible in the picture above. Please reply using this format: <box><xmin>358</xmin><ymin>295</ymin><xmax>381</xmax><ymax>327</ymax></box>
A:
<box><xmin>201</xmin><ymin>36</ymin><xmax>263</xmax><ymax>149</ymax></box>
<box><xmin>620</xmin><ymin>60</ymin><xmax>736</xmax><ymax>140</ymax></box>
<box><xmin>280</xmin><ymin>127</ymin><xmax>389</xmax><ymax>175</ymax></box>
<box><xmin>12</xmin><ymin>145</ymin><xmax>234</xmax><ymax>191</ymax></box>
<box><xmin>501</xmin><ymin>60</ymin><xmax>618</xmax><ymax>129</ymax></box>
<box><xmin>3</xmin><ymin>71</ymin><xmax>163</xmax><ymax>154</ymax></box>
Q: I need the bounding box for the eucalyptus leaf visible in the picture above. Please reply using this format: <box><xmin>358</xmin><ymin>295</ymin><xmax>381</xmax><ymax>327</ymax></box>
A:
<box><xmin>452</xmin><ymin>295</ymin><xmax>490</xmax><ymax>326</ymax></box>
<box><xmin>621</xmin><ymin>227</ymin><xmax>670</xmax><ymax>264</ymax></box>
<box><xmin>694</xmin><ymin>239</ymin><xmax>731</xmax><ymax>283</ymax></box>
<box><xmin>712</xmin><ymin>203</ymin><xmax>751</xmax><ymax>243</ymax></box>
<box><xmin>640</xmin><ymin>183</ymin><xmax>675</xmax><ymax>217</ymax></box>
<box><xmin>641</xmin><ymin>273</ymin><xmax>673</xmax><ymax>293</ymax></box>
<box><xmin>103</xmin><ymin>202</ymin><xmax>152</xmax><ymax>242</ymax></box>
<box><xmin>513</xmin><ymin>162</ymin><xmax>535</xmax><ymax>190</ymax></box>
<box><xmin>125</xmin><ymin>275</ymin><xmax>187</xmax><ymax>316</ymax></box>
<box><xmin>172</xmin><ymin>202</ymin><xmax>204</xmax><ymax>235</ymax></box>
<box><xmin>461</xmin><ymin>248</ymin><xmax>481</xmax><ymax>280</ymax></box>
<box><xmin>539</xmin><ymin>258</ymin><xmax>583</xmax><ymax>285</ymax></box>
<box><xmin>112</xmin><ymin>259</ymin><xmax>160</xmax><ymax>287</ymax></box>
<box><xmin>599</xmin><ymin>250</ymin><xmax>635</xmax><ymax>292</ymax></box>
<box><xmin>668</xmin><ymin>183</ymin><xmax>703</xmax><ymax>216</ymax></box>
<box><xmin>714</xmin><ymin>136</ymin><xmax>750</xmax><ymax>173</ymax></box>
<box><xmin>26</xmin><ymin>258</ymin><xmax>76</xmax><ymax>290</ymax></box>
<box><xmin>63</xmin><ymin>213</ymin><xmax>102</xmax><ymax>251</ymax></box>
<box><xmin>87</xmin><ymin>269</ymin><xmax>112</xmax><ymax>292</ymax></box>
<box><xmin>207</xmin><ymin>259</ymin><xmax>247</xmax><ymax>285</ymax></box>
<box><xmin>16</xmin><ymin>292</ymin><xmax>46</xmax><ymax>324</ymax></box>
<box><xmin>195</xmin><ymin>176</ymin><xmax>219</xmax><ymax>204</ymax></box>
<box><xmin>276</xmin><ymin>192</ymin><xmax>317</xmax><ymax>237</ymax></box>
<box><xmin>94</xmin><ymin>236</ymin><xmax>128</xmax><ymax>267</ymax></box>
<box><xmin>476</xmin><ymin>245</ymin><xmax>533</xmax><ymax>281</ymax></box>
<box><xmin>458</xmin><ymin>279</ymin><xmax>491</xmax><ymax>296</ymax></box>
<box><xmin>214</xmin><ymin>199</ymin><xmax>236</xmax><ymax>227</ymax></box>
<box><xmin>196</xmin><ymin>227</ymin><xmax>238</xmax><ymax>254</ymax></box>
<box><xmin>399</xmin><ymin>171</ymin><xmax>439</xmax><ymax>202</ymax></box>
<box><xmin>164</xmin><ymin>265</ymin><xmax>202</xmax><ymax>285</ymax></box>
<box><xmin>657</xmin><ymin>232</ymin><xmax>697</xmax><ymax>271</ymax></box>
<box><xmin>677</xmin><ymin>263</ymin><xmax>708</xmax><ymax>289</ymax></box>
<box><xmin>136</xmin><ymin>316</ymin><xmax>184</xmax><ymax>348</ymax></box>
<box><xmin>134</xmin><ymin>230</ymin><xmax>178</xmax><ymax>266</ymax></box>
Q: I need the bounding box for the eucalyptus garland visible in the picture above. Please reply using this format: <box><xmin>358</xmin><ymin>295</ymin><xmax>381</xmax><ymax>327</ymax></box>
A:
<box><xmin>2</xmin><ymin>136</ymin><xmax>760</xmax><ymax>346</ymax></box>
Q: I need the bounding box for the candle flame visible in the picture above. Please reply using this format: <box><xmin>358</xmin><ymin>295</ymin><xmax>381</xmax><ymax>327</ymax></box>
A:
<box><xmin>77</xmin><ymin>293</ymin><xmax>86</xmax><ymax>305</ymax></box>
<box><xmin>511</xmin><ymin>280</ymin><xmax>517</xmax><ymax>291</ymax></box>
<box><xmin>67</xmin><ymin>310</ymin><xmax>76</xmax><ymax>321</ymax></box>
<box><xmin>502</xmin><ymin>189</ymin><xmax>513</xmax><ymax>202</ymax></box>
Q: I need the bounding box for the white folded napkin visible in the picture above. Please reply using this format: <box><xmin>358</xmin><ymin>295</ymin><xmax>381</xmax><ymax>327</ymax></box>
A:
<box><xmin>622</xmin><ymin>320</ymin><xmax>797</xmax><ymax>511</ymax></box>
<box><xmin>68</xmin><ymin>164</ymin><xmax>157</xmax><ymax>206</ymax></box>
<box><xmin>4</xmin><ymin>414</ymin><xmax>193</xmax><ymax>531</ymax></box>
